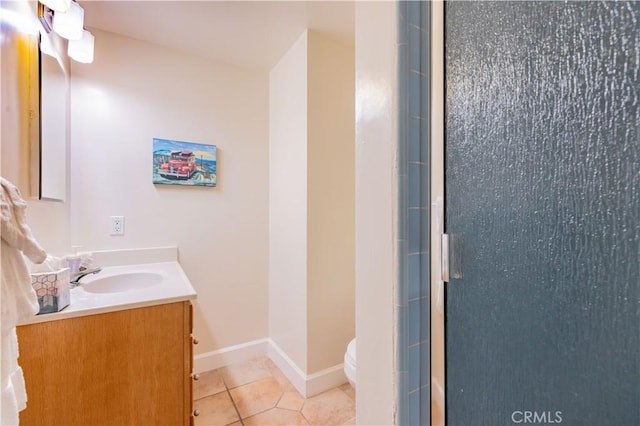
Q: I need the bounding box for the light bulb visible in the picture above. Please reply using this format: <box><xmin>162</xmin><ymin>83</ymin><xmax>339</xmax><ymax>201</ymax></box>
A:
<box><xmin>39</xmin><ymin>32</ymin><xmax>56</xmax><ymax>57</ymax></box>
<box><xmin>68</xmin><ymin>29</ymin><xmax>94</xmax><ymax>63</ymax></box>
<box><xmin>52</xmin><ymin>1</ymin><xmax>83</xmax><ymax>40</ymax></box>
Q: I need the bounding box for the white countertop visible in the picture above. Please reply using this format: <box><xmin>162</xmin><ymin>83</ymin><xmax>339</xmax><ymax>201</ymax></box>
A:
<box><xmin>19</xmin><ymin>261</ymin><xmax>197</xmax><ymax>325</ymax></box>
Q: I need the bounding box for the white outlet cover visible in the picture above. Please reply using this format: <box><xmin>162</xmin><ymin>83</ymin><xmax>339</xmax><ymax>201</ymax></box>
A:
<box><xmin>110</xmin><ymin>216</ymin><xmax>125</xmax><ymax>236</ymax></box>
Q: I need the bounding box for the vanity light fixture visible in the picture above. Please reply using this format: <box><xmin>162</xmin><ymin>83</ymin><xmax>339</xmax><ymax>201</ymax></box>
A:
<box><xmin>68</xmin><ymin>29</ymin><xmax>94</xmax><ymax>63</ymax></box>
<box><xmin>39</xmin><ymin>0</ymin><xmax>70</xmax><ymax>13</ymax></box>
<box><xmin>39</xmin><ymin>31</ymin><xmax>56</xmax><ymax>57</ymax></box>
<box><xmin>52</xmin><ymin>0</ymin><xmax>83</xmax><ymax>40</ymax></box>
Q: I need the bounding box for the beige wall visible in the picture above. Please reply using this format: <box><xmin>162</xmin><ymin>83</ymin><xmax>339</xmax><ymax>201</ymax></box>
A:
<box><xmin>269</xmin><ymin>30</ymin><xmax>355</xmax><ymax>376</ymax></box>
<box><xmin>354</xmin><ymin>1</ymin><xmax>398</xmax><ymax>424</ymax></box>
<box><xmin>69</xmin><ymin>29</ymin><xmax>270</xmax><ymax>354</ymax></box>
<box><xmin>6</xmin><ymin>5</ymin><xmax>363</xmax><ymax>403</ymax></box>
<box><xmin>306</xmin><ymin>31</ymin><xmax>355</xmax><ymax>373</ymax></box>
<box><xmin>4</xmin><ymin>3</ymin><xmax>390</xmax><ymax>414</ymax></box>
<box><xmin>269</xmin><ymin>31</ymin><xmax>309</xmax><ymax>372</ymax></box>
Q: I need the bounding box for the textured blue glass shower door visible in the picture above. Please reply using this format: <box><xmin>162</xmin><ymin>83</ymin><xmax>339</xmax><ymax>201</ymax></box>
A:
<box><xmin>445</xmin><ymin>2</ymin><xmax>639</xmax><ymax>425</ymax></box>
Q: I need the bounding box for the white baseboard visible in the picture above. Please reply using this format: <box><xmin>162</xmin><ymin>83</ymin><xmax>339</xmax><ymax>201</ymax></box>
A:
<box><xmin>267</xmin><ymin>340</ymin><xmax>308</xmax><ymax>396</ymax></box>
<box><xmin>194</xmin><ymin>338</ymin><xmax>348</xmax><ymax>398</ymax></box>
<box><xmin>305</xmin><ymin>363</ymin><xmax>348</xmax><ymax>397</ymax></box>
<box><xmin>194</xmin><ymin>338</ymin><xmax>269</xmax><ymax>373</ymax></box>
<box><xmin>267</xmin><ymin>339</ymin><xmax>348</xmax><ymax>398</ymax></box>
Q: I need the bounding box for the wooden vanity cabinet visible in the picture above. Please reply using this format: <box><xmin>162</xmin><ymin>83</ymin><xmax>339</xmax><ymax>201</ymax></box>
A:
<box><xmin>17</xmin><ymin>301</ymin><xmax>194</xmax><ymax>426</ymax></box>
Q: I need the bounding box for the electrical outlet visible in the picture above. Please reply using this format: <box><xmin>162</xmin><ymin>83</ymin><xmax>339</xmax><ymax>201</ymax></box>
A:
<box><xmin>110</xmin><ymin>216</ymin><xmax>125</xmax><ymax>236</ymax></box>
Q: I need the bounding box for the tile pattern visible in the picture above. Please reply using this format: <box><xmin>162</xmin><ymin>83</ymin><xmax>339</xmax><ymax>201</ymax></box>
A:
<box><xmin>229</xmin><ymin>377</ymin><xmax>283</xmax><ymax>418</ymax></box>
<box><xmin>194</xmin><ymin>391</ymin><xmax>240</xmax><ymax>426</ymax></box>
<box><xmin>397</xmin><ymin>0</ymin><xmax>431</xmax><ymax>425</ymax></box>
<box><xmin>194</xmin><ymin>369</ymin><xmax>226</xmax><ymax>400</ymax></box>
<box><xmin>194</xmin><ymin>356</ymin><xmax>355</xmax><ymax>426</ymax></box>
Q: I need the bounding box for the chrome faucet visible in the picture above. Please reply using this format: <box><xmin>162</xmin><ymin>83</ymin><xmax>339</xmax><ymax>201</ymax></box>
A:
<box><xmin>70</xmin><ymin>267</ymin><xmax>102</xmax><ymax>287</ymax></box>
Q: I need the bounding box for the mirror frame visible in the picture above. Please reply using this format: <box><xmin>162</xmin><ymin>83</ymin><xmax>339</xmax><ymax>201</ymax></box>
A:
<box><xmin>37</xmin><ymin>34</ymin><xmax>69</xmax><ymax>202</ymax></box>
<box><xmin>35</xmin><ymin>5</ymin><xmax>69</xmax><ymax>203</ymax></box>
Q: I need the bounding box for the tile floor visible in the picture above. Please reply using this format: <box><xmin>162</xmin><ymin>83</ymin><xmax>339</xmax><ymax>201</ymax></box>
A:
<box><xmin>193</xmin><ymin>356</ymin><xmax>356</xmax><ymax>426</ymax></box>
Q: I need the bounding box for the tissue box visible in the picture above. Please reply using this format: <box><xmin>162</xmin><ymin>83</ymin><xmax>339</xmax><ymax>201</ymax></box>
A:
<box><xmin>31</xmin><ymin>268</ymin><xmax>70</xmax><ymax>314</ymax></box>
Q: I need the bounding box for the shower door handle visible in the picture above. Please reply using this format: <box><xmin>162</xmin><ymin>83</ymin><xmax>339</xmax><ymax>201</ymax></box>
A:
<box><xmin>442</xmin><ymin>233</ymin><xmax>449</xmax><ymax>282</ymax></box>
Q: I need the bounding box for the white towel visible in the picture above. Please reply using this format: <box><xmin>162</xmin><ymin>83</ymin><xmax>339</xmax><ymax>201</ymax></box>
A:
<box><xmin>0</xmin><ymin>178</ymin><xmax>45</xmax><ymax>329</ymax></box>
<box><xmin>1</xmin><ymin>330</ymin><xmax>27</xmax><ymax>426</ymax></box>
<box><xmin>0</xmin><ymin>177</ymin><xmax>47</xmax><ymax>424</ymax></box>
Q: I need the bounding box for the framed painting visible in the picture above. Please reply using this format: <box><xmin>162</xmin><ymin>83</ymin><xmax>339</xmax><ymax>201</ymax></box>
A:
<box><xmin>152</xmin><ymin>138</ymin><xmax>217</xmax><ymax>187</ymax></box>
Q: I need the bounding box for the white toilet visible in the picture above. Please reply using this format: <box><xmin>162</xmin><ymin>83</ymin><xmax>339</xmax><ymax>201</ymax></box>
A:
<box><xmin>343</xmin><ymin>338</ymin><xmax>357</xmax><ymax>388</ymax></box>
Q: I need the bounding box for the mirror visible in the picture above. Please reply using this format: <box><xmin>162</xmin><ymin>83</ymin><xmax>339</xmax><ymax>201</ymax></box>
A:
<box><xmin>38</xmin><ymin>32</ymin><xmax>68</xmax><ymax>201</ymax></box>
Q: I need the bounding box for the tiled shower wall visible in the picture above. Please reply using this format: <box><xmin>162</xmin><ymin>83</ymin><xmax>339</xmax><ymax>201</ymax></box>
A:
<box><xmin>396</xmin><ymin>1</ymin><xmax>430</xmax><ymax>425</ymax></box>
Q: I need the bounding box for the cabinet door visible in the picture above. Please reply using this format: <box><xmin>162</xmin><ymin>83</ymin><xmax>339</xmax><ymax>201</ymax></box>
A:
<box><xmin>18</xmin><ymin>302</ymin><xmax>190</xmax><ymax>426</ymax></box>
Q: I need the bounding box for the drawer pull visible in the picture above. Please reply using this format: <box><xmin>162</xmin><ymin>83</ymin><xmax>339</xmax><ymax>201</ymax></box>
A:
<box><xmin>193</xmin><ymin>338</ymin><xmax>199</xmax><ymax>345</ymax></box>
<box><xmin>193</xmin><ymin>374</ymin><xmax>200</xmax><ymax>381</ymax></box>
<box><xmin>193</xmin><ymin>409</ymin><xmax>200</xmax><ymax>417</ymax></box>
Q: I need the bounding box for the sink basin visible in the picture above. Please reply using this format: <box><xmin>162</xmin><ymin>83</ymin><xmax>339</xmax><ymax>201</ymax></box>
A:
<box><xmin>81</xmin><ymin>271</ymin><xmax>164</xmax><ymax>294</ymax></box>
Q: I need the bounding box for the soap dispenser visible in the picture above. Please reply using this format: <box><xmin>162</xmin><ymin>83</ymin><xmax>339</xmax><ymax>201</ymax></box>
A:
<box><xmin>66</xmin><ymin>246</ymin><xmax>83</xmax><ymax>277</ymax></box>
